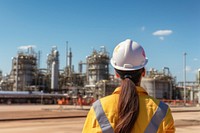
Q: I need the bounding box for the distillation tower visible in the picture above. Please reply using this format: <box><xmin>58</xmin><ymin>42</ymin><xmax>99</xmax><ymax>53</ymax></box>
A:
<box><xmin>47</xmin><ymin>46</ymin><xmax>59</xmax><ymax>90</ymax></box>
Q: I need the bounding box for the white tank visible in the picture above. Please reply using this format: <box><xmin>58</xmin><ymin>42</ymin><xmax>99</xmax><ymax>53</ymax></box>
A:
<box><xmin>51</xmin><ymin>61</ymin><xmax>59</xmax><ymax>90</ymax></box>
<box><xmin>49</xmin><ymin>48</ymin><xmax>59</xmax><ymax>90</ymax></box>
<box><xmin>141</xmin><ymin>77</ymin><xmax>173</xmax><ymax>99</ymax></box>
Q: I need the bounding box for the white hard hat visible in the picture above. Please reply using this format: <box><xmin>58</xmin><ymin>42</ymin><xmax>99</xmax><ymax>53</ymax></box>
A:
<box><xmin>111</xmin><ymin>39</ymin><xmax>148</xmax><ymax>71</ymax></box>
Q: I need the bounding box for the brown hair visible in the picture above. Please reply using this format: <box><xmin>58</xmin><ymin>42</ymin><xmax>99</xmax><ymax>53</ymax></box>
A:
<box><xmin>114</xmin><ymin>68</ymin><xmax>144</xmax><ymax>133</ymax></box>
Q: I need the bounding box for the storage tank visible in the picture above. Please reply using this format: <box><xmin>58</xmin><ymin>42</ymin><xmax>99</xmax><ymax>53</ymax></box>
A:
<box><xmin>141</xmin><ymin>78</ymin><xmax>155</xmax><ymax>97</ymax></box>
<box><xmin>141</xmin><ymin>68</ymin><xmax>174</xmax><ymax>99</ymax></box>
<box><xmin>141</xmin><ymin>77</ymin><xmax>173</xmax><ymax>99</ymax></box>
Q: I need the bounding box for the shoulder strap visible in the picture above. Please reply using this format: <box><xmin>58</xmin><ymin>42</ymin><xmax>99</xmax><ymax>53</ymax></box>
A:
<box><xmin>144</xmin><ymin>101</ymin><xmax>168</xmax><ymax>133</ymax></box>
<box><xmin>93</xmin><ymin>100</ymin><xmax>114</xmax><ymax>133</ymax></box>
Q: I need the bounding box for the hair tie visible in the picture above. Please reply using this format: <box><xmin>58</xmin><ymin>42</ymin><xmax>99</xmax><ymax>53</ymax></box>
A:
<box><xmin>124</xmin><ymin>75</ymin><xmax>132</xmax><ymax>79</ymax></box>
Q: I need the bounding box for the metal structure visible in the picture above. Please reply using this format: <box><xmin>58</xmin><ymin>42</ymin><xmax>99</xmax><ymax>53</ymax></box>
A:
<box><xmin>183</xmin><ymin>52</ymin><xmax>187</xmax><ymax>105</ymax></box>
<box><xmin>47</xmin><ymin>46</ymin><xmax>59</xmax><ymax>90</ymax></box>
<box><xmin>176</xmin><ymin>81</ymin><xmax>200</xmax><ymax>105</ymax></box>
<box><xmin>0</xmin><ymin>70</ymin><xmax>2</xmax><ymax>80</ymax></box>
<box><xmin>141</xmin><ymin>67</ymin><xmax>175</xmax><ymax>99</ymax></box>
<box><xmin>86</xmin><ymin>46</ymin><xmax>109</xmax><ymax>85</ymax></box>
<box><xmin>0</xmin><ymin>70</ymin><xmax>2</xmax><ymax>90</ymax></box>
<box><xmin>1</xmin><ymin>44</ymin><xmax>198</xmax><ymax>105</ymax></box>
<box><xmin>10</xmin><ymin>46</ymin><xmax>37</xmax><ymax>91</ymax></box>
<box><xmin>197</xmin><ymin>68</ymin><xmax>200</xmax><ymax>84</ymax></box>
<box><xmin>95</xmin><ymin>77</ymin><xmax>120</xmax><ymax>98</ymax></box>
<box><xmin>0</xmin><ymin>91</ymin><xmax>67</xmax><ymax>104</ymax></box>
<box><xmin>84</xmin><ymin>46</ymin><xmax>112</xmax><ymax>99</ymax></box>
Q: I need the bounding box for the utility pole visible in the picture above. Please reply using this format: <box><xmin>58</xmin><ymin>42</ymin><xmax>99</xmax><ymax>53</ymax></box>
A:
<box><xmin>184</xmin><ymin>52</ymin><xmax>187</xmax><ymax>106</ymax></box>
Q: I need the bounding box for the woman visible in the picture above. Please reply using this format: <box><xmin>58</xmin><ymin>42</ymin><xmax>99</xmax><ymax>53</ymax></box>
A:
<box><xmin>82</xmin><ymin>39</ymin><xmax>175</xmax><ymax>133</ymax></box>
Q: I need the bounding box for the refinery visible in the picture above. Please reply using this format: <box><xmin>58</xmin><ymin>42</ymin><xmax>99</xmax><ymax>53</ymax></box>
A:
<box><xmin>0</xmin><ymin>45</ymin><xmax>200</xmax><ymax>105</ymax></box>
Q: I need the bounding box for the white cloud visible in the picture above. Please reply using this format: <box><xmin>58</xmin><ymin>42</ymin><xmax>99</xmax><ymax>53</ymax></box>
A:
<box><xmin>141</xmin><ymin>26</ymin><xmax>145</xmax><ymax>31</ymax></box>
<box><xmin>193</xmin><ymin>58</ymin><xmax>198</xmax><ymax>61</ymax></box>
<box><xmin>152</xmin><ymin>30</ymin><xmax>173</xmax><ymax>36</ymax></box>
<box><xmin>159</xmin><ymin>36</ymin><xmax>164</xmax><ymax>40</ymax></box>
<box><xmin>18</xmin><ymin>45</ymin><xmax>36</xmax><ymax>50</ymax></box>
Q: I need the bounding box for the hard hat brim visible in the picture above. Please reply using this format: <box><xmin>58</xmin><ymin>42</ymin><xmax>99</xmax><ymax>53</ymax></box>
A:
<box><xmin>110</xmin><ymin>58</ymin><xmax>148</xmax><ymax>71</ymax></box>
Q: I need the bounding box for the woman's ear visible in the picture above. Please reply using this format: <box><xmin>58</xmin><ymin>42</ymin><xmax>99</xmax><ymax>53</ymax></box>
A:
<box><xmin>115</xmin><ymin>72</ymin><xmax>120</xmax><ymax>78</ymax></box>
<box><xmin>142</xmin><ymin>69</ymin><xmax>146</xmax><ymax>77</ymax></box>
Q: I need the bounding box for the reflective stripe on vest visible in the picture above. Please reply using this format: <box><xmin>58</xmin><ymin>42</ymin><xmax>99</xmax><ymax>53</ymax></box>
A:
<box><xmin>93</xmin><ymin>100</ymin><xmax>168</xmax><ymax>133</ymax></box>
<box><xmin>93</xmin><ymin>100</ymin><xmax>114</xmax><ymax>133</ymax></box>
<box><xmin>144</xmin><ymin>101</ymin><xmax>168</xmax><ymax>133</ymax></box>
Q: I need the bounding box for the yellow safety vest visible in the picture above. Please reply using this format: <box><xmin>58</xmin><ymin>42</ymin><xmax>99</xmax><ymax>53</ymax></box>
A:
<box><xmin>82</xmin><ymin>87</ymin><xmax>175</xmax><ymax>133</ymax></box>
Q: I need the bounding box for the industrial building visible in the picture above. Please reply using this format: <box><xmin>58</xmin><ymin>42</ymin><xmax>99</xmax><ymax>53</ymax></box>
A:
<box><xmin>141</xmin><ymin>67</ymin><xmax>175</xmax><ymax>99</ymax></box>
<box><xmin>0</xmin><ymin>45</ymin><xmax>200</xmax><ymax>105</ymax></box>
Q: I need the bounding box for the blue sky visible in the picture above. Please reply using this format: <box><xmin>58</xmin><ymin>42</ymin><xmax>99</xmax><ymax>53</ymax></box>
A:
<box><xmin>0</xmin><ymin>0</ymin><xmax>199</xmax><ymax>82</ymax></box>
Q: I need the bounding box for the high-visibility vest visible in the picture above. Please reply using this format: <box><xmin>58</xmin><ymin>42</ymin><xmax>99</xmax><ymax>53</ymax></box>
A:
<box><xmin>82</xmin><ymin>87</ymin><xmax>175</xmax><ymax>133</ymax></box>
<box><xmin>93</xmin><ymin>100</ymin><xmax>168</xmax><ymax>133</ymax></box>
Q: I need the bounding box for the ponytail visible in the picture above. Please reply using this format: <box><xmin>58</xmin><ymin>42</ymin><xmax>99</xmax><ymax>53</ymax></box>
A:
<box><xmin>115</xmin><ymin>68</ymin><xmax>144</xmax><ymax>133</ymax></box>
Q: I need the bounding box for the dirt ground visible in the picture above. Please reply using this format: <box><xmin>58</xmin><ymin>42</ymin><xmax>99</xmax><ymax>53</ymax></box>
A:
<box><xmin>0</xmin><ymin>105</ymin><xmax>200</xmax><ymax>133</ymax></box>
<box><xmin>0</xmin><ymin>118</ymin><xmax>85</xmax><ymax>133</ymax></box>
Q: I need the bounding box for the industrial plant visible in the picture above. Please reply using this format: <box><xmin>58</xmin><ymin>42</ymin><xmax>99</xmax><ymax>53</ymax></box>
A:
<box><xmin>0</xmin><ymin>45</ymin><xmax>200</xmax><ymax>105</ymax></box>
